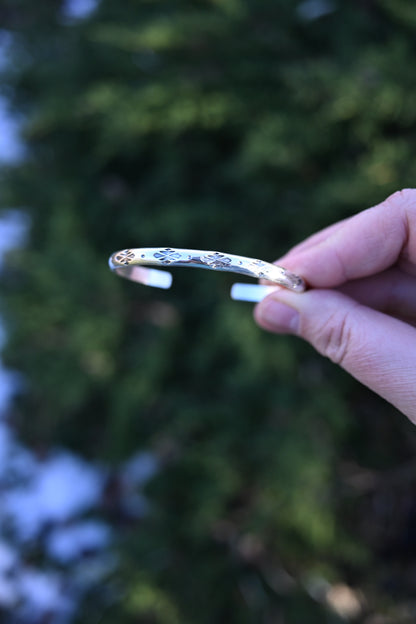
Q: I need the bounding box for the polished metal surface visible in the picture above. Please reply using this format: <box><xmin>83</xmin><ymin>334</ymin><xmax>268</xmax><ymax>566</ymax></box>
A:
<box><xmin>108</xmin><ymin>247</ymin><xmax>306</xmax><ymax>300</ymax></box>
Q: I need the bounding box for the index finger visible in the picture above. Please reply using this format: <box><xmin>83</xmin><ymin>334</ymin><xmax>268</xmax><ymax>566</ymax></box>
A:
<box><xmin>278</xmin><ymin>189</ymin><xmax>416</xmax><ymax>288</ymax></box>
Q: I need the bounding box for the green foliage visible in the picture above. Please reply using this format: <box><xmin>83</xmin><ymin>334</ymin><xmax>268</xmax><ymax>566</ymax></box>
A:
<box><xmin>2</xmin><ymin>0</ymin><xmax>416</xmax><ymax>621</ymax></box>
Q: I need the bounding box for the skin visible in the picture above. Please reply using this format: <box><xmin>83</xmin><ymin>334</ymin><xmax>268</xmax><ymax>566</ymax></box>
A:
<box><xmin>254</xmin><ymin>189</ymin><xmax>416</xmax><ymax>424</ymax></box>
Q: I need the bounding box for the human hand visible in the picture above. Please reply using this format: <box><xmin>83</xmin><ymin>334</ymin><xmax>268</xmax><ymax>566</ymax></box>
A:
<box><xmin>254</xmin><ymin>189</ymin><xmax>416</xmax><ymax>423</ymax></box>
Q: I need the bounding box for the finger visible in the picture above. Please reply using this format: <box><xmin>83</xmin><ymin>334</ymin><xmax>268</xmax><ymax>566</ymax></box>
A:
<box><xmin>276</xmin><ymin>189</ymin><xmax>416</xmax><ymax>288</ymax></box>
<box><xmin>279</xmin><ymin>217</ymin><xmax>348</xmax><ymax>258</ymax></box>
<box><xmin>336</xmin><ymin>268</ymin><xmax>416</xmax><ymax>319</ymax></box>
<box><xmin>262</xmin><ymin>266</ymin><xmax>416</xmax><ymax>321</ymax></box>
<box><xmin>254</xmin><ymin>288</ymin><xmax>416</xmax><ymax>423</ymax></box>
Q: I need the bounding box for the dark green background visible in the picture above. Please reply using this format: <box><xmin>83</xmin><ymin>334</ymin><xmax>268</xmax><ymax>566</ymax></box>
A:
<box><xmin>2</xmin><ymin>0</ymin><xmax>416</xmax><ymax>621</ymax></box>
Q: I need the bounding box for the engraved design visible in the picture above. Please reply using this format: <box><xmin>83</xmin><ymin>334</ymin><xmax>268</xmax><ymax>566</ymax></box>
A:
<box><xmin>289</xmin><ymin>275</ymin><xmax>305</xmax><ymax>291</ymax></box>
<box><xmin>247</xmin><ymin>259</ymin><xmax>269</xmax><ymax>278</ymax></box>
<box><xmin>115</xmin><ymin>249</ymin><xmax>135</xmax><ymax>265</ymax></box>
<box><xmin>109</xmin><ymin>247</ymin><xmax>306</xmax><ymax>293</ymax></box>
<box><xmin>200</xmin><ymin>252</ymin><xmax>232</xmax><ymax>268</ymax></box>
<box><xmin>154</xmin><ymin>248</ymin><xmax>182</xmax><ymax>264</ymax></box>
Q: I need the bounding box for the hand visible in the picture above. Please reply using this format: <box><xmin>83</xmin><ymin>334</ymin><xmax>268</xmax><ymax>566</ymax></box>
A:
<box><xmin>254</xmin><ymin>189</ymin><xmax>416</xmax><ymax>423</ymax></box>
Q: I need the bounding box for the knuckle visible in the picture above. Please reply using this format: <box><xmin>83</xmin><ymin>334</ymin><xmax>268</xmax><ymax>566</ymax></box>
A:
<box><xmin>386</xmin><ymin>188</ymin><xmax>416</xmax><ymax>212</ymax></box>
<box><xmin>313</xmin><ymin>310</ymin><xmax>354</xmax><ymax>366</ymax></box>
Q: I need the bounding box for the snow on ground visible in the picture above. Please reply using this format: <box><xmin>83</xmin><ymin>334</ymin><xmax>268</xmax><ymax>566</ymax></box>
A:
<box><xmin>61</xmin><ymin>0</ymin><xmax>99</xmax><ymax>21</ymax></box>
<box><xmin>0</xmin><ymin>97</ymin><xmax>25</xmax><ymax>164</ymax></box>
<box><xmin>297</xmin><ymin>0</ymin><xmax>336</xmax><ymax>21</ymax></box>
<box><xmin>2</xmin><ymin>452</ymin><xmax>106</xmax><ymax>542</ymax></box>
<box><xmin>0</xmin><ymin>213</ymin><xmax>159</xmax><ymax>621</ymax></box>
<box><xmin>0</xmin><ymin>32</ymin><xmax>159</xmax><ymax>619</ymax></box>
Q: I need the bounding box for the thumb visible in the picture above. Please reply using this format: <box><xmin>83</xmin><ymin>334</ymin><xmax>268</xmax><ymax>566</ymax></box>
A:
<box><xmin>254</xmin><ymin>289</ymin><xmax>416</xmax><ymax>422</ymax></box>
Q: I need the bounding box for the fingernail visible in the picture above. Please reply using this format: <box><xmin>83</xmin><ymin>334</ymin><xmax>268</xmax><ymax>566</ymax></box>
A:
<box><xmin>258</xmin><ymin>299</ymin><xmax>300</xmax><ymax>333</ymax></box>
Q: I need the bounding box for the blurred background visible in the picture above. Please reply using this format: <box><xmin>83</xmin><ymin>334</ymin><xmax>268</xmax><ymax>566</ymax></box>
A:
<box><xmin>1</xmin><ymin>0</ymin><xmax>416</xmax><ymax>622</ymax></box>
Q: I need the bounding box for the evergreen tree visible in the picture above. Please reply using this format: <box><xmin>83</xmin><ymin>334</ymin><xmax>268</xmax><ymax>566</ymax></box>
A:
<box><xmin>2</xmin><ymin>0</ymin><xmax>416</xmax><ymax>621</ymax></box>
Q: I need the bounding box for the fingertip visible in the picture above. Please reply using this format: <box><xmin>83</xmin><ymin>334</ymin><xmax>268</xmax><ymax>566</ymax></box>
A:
<box><xmin>254</xmin><ymin>293</ymin><xmax>300</xmax><ymax>334</ymax></box>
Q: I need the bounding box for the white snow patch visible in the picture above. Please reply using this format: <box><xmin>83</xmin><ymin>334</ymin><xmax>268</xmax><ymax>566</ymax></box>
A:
<box><xmin>61</xmin><ymin>0</ymin><xmax>99</xmax><ymax>20</ymax></box>
<box><xmin>0</xmin><ymin>97</ymin><xmax>25</xmax><ymax>163</ymax></box>
<box><xmin>47</xmin><ymin>521</ymin><xmax>111</xmax><ymax>563</ymax></box>
<box><xmin>3</xmin><ymin>452</ymin><xmax>105</xmax><ymax>541</ymax></box>
<box><xmin>297</xmin><ymin>0</ymin><xmax>336</xmax><ymax>20</ymax></box>
<box><xmin>17</xmin><ymin>568</ymin><xmax>73</xmax><ymax>621</ymax></box>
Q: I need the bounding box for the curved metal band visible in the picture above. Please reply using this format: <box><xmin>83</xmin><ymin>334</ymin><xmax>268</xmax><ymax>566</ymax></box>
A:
<box><xmin>108</xmin><ymin>247</ymin><xmax>306</xmax><ymax>297</ymax></box>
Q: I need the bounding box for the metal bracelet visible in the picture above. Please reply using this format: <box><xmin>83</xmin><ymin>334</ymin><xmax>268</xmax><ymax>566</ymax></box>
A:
<box><xmin>108</xmin><ymin>247</ymin><xmax>306</xmax><ymax>301</ymax></box>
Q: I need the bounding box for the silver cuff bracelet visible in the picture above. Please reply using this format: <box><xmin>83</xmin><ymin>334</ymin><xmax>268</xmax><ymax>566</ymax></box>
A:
<box><xmin>108</xmin><ymin>247</ymin><xmax>306</xmax><ymax>302</ymax></box>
